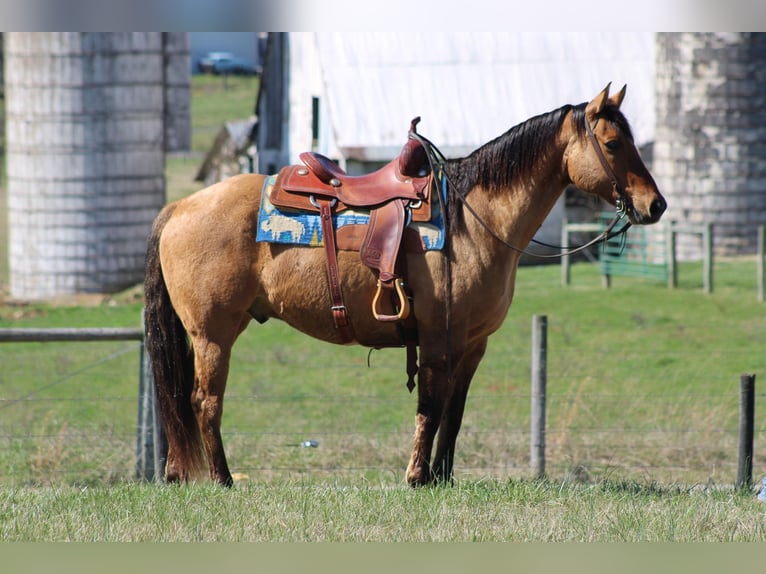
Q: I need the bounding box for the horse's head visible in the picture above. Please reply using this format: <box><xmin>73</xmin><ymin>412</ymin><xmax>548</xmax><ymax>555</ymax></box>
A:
<box><xmin>566</xmin><ymin>83</ymin><xmax>666</xmax><ymax>225</ymax></box>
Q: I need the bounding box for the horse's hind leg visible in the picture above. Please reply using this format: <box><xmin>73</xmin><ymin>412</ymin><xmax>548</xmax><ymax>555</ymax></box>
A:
<box><xmin>190</xmin><ymin>336</ymin><xmax>234</xmax><ymax>486</ymax></box>
<box><xmin>189</xmin><ymin>315</ymin><xmax>250</xmax><ymax>486</ymax></box>
<box><xmin>432</xmin><ymin>337</ymin><xmax>488</xmax><ymax>483</ymax></box>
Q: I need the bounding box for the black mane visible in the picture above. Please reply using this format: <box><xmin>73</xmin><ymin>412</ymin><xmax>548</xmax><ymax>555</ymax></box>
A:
<box><xmin>446</xmin><ymin>103</ymin><xmax>580</xmax><ymax>194</ymax></box>
<box><xmin>441</xmin><ymin>101</ymin><xmax>633</xmax><ymax>227</ymax></box>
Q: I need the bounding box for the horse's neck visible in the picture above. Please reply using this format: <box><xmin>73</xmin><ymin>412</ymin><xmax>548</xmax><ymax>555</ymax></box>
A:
<box><xmin>453</xmin><ymin>160</ymin><xmax>567</xmax><ymax>263</ymax></box>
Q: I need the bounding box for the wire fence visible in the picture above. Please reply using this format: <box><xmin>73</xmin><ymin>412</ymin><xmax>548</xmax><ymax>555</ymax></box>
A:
<box><xmin>0</xmin><ymin>335</ymin><xmax>142</xmax><ymax>486</ymax></box>
<box><xmin>0</xmin><ymin>328</ymin><xmax>764</xmax><ymax>488</ymax></box>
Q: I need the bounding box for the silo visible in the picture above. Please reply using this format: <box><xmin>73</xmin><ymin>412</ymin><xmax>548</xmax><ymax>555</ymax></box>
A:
<box><xmin>163</xmin><ymin>33</ymin><xmax>191</xmax><ymax>153</ymax></box>
<box><xmin>653</xmin><ymin>33</ymin><xmax>766</xmax><ymax>259</ymax></box>
<box><xmin>5</xmin><ymin>32</ymin><xmax>188</xmax><ymax>300</ymax></box>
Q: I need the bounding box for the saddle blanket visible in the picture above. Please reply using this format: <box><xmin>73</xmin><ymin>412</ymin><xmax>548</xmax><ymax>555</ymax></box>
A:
<box><xmin>255</xmin><ymin>174</ymin><xmax>446</xmax><ymax>250</ymax></box>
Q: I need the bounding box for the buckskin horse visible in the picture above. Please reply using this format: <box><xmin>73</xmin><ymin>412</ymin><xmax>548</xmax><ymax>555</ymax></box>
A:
<box><xmin>144</xmin><ymin>84</ymin><xmax>666</xmax><ymax>487</ymax></box>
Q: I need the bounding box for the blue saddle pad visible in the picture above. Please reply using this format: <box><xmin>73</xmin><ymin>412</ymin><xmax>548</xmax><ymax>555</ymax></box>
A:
<box><xmin>255</xmin><ymin>174</ymin><xmax>445</xmax><ymax>250</ymax></box>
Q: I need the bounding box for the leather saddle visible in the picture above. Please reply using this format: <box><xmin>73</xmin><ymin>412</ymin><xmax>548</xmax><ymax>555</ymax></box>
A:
<box><xmin>268</xmin><ymin>118</ymin><xmax>432</xmax><ymax>351</ymax></box>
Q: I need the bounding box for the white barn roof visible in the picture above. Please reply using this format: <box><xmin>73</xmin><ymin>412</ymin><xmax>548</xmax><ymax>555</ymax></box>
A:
<box><xmin>300</xmin><ymin>32</ymin><xmax>655</xmax><ymax>162</ymax></box>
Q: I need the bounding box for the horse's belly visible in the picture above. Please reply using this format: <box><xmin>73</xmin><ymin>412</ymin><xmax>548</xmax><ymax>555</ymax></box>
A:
<box><xmin>258</xmin><ymin>247</ymin><xmax>403</xmax><ymax>347</ymax></box>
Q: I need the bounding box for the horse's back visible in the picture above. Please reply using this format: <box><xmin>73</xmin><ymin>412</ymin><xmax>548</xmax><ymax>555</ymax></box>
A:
<box><xmin>168</xmin><ymin>173</ymin><xmax>266</xmax><ymax>217</ymax></box>
<box><xmin>161</xmin><ymin>173</ymin><xmax>267</xmax><ymax>256</ymax></box>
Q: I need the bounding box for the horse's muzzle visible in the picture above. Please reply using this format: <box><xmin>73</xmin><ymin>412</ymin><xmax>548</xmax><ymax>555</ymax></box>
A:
<box><xmin>629</xmin><ymin>194</ymin><xmax>667</xmax><ymax>225</ymax></box>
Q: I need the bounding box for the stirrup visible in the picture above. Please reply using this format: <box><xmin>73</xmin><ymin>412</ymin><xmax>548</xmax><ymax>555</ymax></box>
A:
<box><xmin>371</xmin><ymin>279</ymin><xmax>410</xmax><ymax>322</ymax></box>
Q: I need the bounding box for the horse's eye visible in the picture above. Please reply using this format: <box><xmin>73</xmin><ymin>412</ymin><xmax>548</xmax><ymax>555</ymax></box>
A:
<box><xmin>605</xmin><ymin>140</ymin><xmax>620</xmax><ymax>152</ymax></box>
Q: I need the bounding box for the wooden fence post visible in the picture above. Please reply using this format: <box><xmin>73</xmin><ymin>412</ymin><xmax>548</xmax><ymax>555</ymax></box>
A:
<box><xmin>667</xmin><ymin>221</ymin><xmax>677</xmax><ymax>288</ymax></box>
<box><xmin>666</xmin><ymin>221</ymin><xmax>714</xmax><ymax>292</ymax></box>
<box><xmin>703</xmin><ymin>223</ymin><xmax>713</xmax><ymax>294</ymax></box>
<box><xmin>758</xmin><ymin>225</ymin><xmax>765</xmax><ymax>303</ymax></box>
<box><xmin>561</xmin><ymin>220</ymin><xmax>570</xmax><ymax>287</ymax></box>
<box><xmin>530</xmin><ymin>315</ymin><xmax>547</xmax><ymax>479</ymax></box>
<box><xmin>736</xmin><ymin>373</ymin><xmax>756</xmax><ymax>490</ymax></box>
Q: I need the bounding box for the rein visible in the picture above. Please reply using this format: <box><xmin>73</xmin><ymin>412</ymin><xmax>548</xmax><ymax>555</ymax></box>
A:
<box><xmin>409</xmin><ymin>120</ymin><xmax>632</xmax><ymax>260</ymax></box>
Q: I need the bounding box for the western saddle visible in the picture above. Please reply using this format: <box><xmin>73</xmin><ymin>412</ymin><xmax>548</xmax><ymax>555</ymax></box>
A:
<box><xmin>269</xmin><ymin>118</ymin><xmax>434</xmax><ymax>390</ymax></box>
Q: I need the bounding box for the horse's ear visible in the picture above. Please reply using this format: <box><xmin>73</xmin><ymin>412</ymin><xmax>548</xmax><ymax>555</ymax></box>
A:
<box><xmin>609</xmin><ymin>84</ymin><xmax>627</xmax><ymax>109</ymax></box>
<box><xmin>585</xmin><ymin>82</ymin><xmax>612</xmax><ymax>120</ymax></box>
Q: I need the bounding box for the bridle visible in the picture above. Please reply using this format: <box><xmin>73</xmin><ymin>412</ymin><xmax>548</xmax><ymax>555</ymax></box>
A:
<box><xmin>522</xmin><ymin>114</ymin><xmax>633</xmax><ymax>257</ymax></box>
<box><xmin>583</xmin><ymin>115</ymin><xmax>629</xmax><ymax>222</ymax></box>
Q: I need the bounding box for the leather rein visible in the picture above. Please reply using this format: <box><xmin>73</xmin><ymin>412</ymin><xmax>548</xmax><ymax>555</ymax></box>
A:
<box><xmin>409</xmin><ymin>114</ymin><xmax>632</xmax><ymax>260</ymax></box>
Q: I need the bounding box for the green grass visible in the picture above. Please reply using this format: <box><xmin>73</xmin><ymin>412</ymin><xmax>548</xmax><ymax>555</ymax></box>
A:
<box><xmin>1</xmin><ymin>479</ymin><xmax>764</xmax><ymax>541</ymax></box>
<box><xmin>189</xmin><ymin>74</ymin><xmax>258</xmax><ymax>153</ymax></box>
<box><xmin>1</xmin><ymin>258</ymin><xmax>764</xmax><ymax>491</ymax></box>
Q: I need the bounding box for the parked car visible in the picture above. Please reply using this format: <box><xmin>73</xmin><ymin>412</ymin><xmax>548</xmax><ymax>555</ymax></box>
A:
<box><xmin>198</xmin><ymin>51</ymin><xmax>260</xmax><ymax>75</ymax></box>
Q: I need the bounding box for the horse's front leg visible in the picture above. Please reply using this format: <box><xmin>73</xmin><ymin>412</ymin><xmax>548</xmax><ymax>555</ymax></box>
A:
<box><xmin>432</xmin><ymin>337</ymin><xmax>488</xmax><ymax>483</ymax></box>
<box><xmin>406</xmin><ymin>353</ymin><xmax>450</xmax><ymax>487</ymax></box>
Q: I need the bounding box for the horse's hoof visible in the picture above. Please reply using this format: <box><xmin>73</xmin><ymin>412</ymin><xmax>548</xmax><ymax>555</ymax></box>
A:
<box><xmin>405</xmin><ymin>467</ymin><xmax>433</xmax><ymax>487</ymax></box>
<box><xmin>164</xmin><ymin>463</ymin><xmax>183</xmax><ymax>484</ymax></box>
<box><xmin>214</xmin><ymin>472</ymin><xmax>234</xmax><ymax>488</ymax></box>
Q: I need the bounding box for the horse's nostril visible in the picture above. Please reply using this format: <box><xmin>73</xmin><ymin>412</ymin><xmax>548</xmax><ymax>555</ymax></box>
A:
<box><xmin>650</xmin><ymin>196</ymin><xmax>667</xmax><ymax>220</ymax></box>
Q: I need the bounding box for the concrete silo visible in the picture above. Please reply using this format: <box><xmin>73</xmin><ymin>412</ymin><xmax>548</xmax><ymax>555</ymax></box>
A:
<box><xmin>163</xmin><ymin>33</ymin><xmax>191</xmax><ymax>153</ymax></box>
<box><xmin>653</xmin><ymin>33</ymin><xmax>766</xmax><ymax>259</ymax></box>
<box><xmin>5</xmin><ymin>32</ymin><xmax>189</xmax><ymax>300</ymax></box>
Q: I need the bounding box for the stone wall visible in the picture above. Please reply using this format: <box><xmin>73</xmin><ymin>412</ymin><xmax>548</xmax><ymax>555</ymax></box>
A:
<box><xmin>654</xmin><ymin>33</ymin><xmax>766</xmax><ymax>259</ymax></box>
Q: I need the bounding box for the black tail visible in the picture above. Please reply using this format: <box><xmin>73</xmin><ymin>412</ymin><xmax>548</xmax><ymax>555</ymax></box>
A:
<box><xmin>144</xmin><ymin>206</ymin><xmax>205</xmax><ymax>481</ymax></box>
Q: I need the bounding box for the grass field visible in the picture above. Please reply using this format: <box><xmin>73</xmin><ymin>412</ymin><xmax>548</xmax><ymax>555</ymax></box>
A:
<box><xmin>1</xmin><ymin>258</ymin><xmax>765</xmax><ymax>540</ymax></box>
<box><xmin>2</xmin><ymin>74</ymin><xmax>766</xmax><ymax>541</ymax></box>
<box><xmin>0</xmin><ymin>479</ymin><xmax>763</xmax><ymax>541</ymax></box>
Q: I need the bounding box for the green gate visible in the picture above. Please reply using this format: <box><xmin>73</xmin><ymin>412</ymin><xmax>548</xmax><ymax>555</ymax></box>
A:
<box><xmin>598</xmin><ymin>212</ymin><xmax>668</xmax><ymax>287</ymax></box>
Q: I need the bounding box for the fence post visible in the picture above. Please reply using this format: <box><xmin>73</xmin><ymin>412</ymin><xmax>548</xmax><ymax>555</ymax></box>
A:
<box><xmin>667</xmin><ymin>221</ymin><xmax>677</xmax><ymax>288</ymax></box>
<box><xmin>151</xmin><ymin>365</ymin><xmax>168</xmax><ymax>482</ymax></box>
<box><xmin>135</xmin><ymin>341</ymin><xmax>155</xmax><ymax>481</ymax></box>
<box><xmin>703</xmin><ymin>223</ymin><xmax>713</xmax><ymax>294</ymax></box>
<box><xmin>136</xmin><ymin>310</ymin><xmax>168</xmax><ymax>483</ymax></box>
<box><xmin>530</xmin><ymin>315</ymin><xmax>547</xmax><ymax>479</ymax></box>
<box><xmin>736</xmin><ymin>373</ymin><xmax>756</xmax><ymax>490</ymax></box>
<box><xmin>758</xmin><ymin>225</ymin><xmax>765</xmax><ymax>303</ymax></box>
<box><xmin>561</xmin><ymin>220</ymin><xmax>570</xmax><ymax>287</ymax></box>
